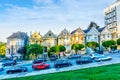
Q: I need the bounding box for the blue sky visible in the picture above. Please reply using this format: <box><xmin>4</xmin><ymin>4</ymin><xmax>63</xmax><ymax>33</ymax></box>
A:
<box><xmin>0</xmin><ymin>0</ymin><xmax>116</xmax><ymax>42</ymax></box>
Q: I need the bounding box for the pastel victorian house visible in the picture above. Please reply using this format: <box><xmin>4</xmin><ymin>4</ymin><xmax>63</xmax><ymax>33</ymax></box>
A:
<box><xmin>99</xmin><ymin>27</ymin><xmax>111</xmax><ymax>43</ymax></box>
<box><xmin>6</xmin><ymin>31</ymin><xmax>29</xmax><ymax>59</ymax></box>
<box><xmin>42</xmin><ymin>30</ymin><xmax>57</xmax><ymax>50</ymax></box>
<box><xmin>29</xmin><ymin>32</ymin><xmax>42</xmax><ymax>44</ymax></box>
<box><xmin>84</xmin><ymin>27</ymin><xmax>100</xmax><ymax>43</ymax></box>
<box><xmin>58</xmin><ymin>29</ymin><xmax>71</xmax><ymax>50</ymax></box>
<box><xmin>71</xmin><ymin>28</ymin><xmax>85</xmax><ymax>45</ymax></box>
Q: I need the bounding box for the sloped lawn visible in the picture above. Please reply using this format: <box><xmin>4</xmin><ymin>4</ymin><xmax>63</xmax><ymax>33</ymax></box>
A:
<box><xmin>4</xmin><ymin>64</ymin><xmax>120</xmax><ymax>80</ymax></box>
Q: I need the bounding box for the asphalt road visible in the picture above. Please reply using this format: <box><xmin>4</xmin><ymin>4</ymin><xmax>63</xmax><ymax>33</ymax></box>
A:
<box><xmin>0</xmin><ymin>52</ymin><xmax>120</xmax><ymax>79</ymax></box>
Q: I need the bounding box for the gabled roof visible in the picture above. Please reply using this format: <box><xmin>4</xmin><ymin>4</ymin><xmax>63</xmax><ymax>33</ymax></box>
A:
<box><xmin>83</xmin><ymin>29</ymin><xmax>90</xmax><ymax>33</ymax></box>
<box><xmin>7</xmin><ymin>31</ymin><xmax>28</xmax><ymax>39</ymax></box>
<box><xmin>43</xmin><ymin>30</ymin><xmax>57</xmax><ymax>39</ymax></box>
<box><xmin>71</xmin><ymin>28</ymin><xmax>85</xmax><ymax>35</ymax></box>
<box><xmin>98</xmin><ymin>27</ymin><xmax>105</xmax><ymax>32</ymax></box>
<box><xmin>58</xmin><ymin>28</ymin><xmax>70</xmax><ymax>38</ymax></box>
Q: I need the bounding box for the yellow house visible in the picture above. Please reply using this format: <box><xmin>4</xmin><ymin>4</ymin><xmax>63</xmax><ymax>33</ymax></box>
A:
<box><xmin>29</xmin><ymin>32</ymin><xmax>42</xmax><ymax>44</ymax></box>
<box><xmin>71</xmin><ymin>28</ymin><xmax>85</xmax><ymax>45</ymax></box>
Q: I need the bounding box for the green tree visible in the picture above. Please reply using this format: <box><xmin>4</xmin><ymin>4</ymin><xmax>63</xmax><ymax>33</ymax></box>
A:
<box><xmin>78</xmin><ymin>44</ymin><xmax>84</xmax><ymax>50</ymax></box>
<box><xmin>26</xmin><ymin>44</ymin><xmax>43</xmax><ymax>59</ymax></box>
<box><xmin>86</xmin><ymin>42</ymin><xmax>99</xmax><ymax>49</ymax></box>
<box><xmin>71</xmin><ymin>44</ymin><xmax>84</xmax><ymax>54</ymax></box>
<box><xmin>59</xmin><ymin>45</ymin><xmax>66</xmax><ymax>52</ymax></box>
<box><xmin>117</xmin><ymin>38</ymin><xmax>120</xmax><ymax>45</ymax></box>
<box><xmin>50</xmin><ymin>45</ymin><xmax>59</xmax><ymax>54</ymax></box>
<box><xmin>102</xmin><ymin>40</ymin><xmax>116</xmax><ymax>49</ymax></box>
<box><xmin>0</xmin><ymin>42</ymin><xmax>6</xmax><ymax>57</ymax></box>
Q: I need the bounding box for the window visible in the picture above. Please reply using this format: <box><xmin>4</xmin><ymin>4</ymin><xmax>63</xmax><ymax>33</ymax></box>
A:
<box><xmin>81</xmin><ymin>37</ymin><xmax>83</xmax><ymax>40</ymax></box>
<box><xmin>49</xmin><ymin>34</ymin><xmax>51</xmax><ymax>36</ymax></box>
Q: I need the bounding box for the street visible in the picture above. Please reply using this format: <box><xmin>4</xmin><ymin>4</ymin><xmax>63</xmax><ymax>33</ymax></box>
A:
<box><xmin>0</xmin><ymin>52</ymin><xmax>120</xmax><ymax>79</ymax></box>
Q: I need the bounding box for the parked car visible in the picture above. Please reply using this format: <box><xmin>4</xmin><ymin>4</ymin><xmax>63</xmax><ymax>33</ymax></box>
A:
<box><xmin>68</xmin><ymin>54</ymin><xmax>81</xmax><ymax>59</ymax></box>
<box><xmin>50</xmin><ymin>55</ymin><xmax>58</xmax><ymax>61</ymax></box>
<box><xmin>76</xmin><ymin>56</ymin><xmax>93</xmax><ymax>64</ymax></box>
<box><xmin>33</xmin><ymin>58</ymin><xmax>47</xmax><ymax>64</ymax></box>
<box><xmin>109</xmin><ymin>50</ymin><xmax>119</xmax><ymax>53</ymax></box>
<box><xmin>32</xmin><ymin>63</ymin><xmax>50</xmax><ymax>70</ymax></box>
<box><xmin>90</xmin><ymin>53</ymin><xmax>104</xmax><ymax>59</ymax></box>
<box><xmin>54</xmin><ymin>59</ymin><xmax>72</xmax><ymax>68</ymax></box>
<box><xmin>6</xmin><ymin>66</ymin><xmax>27</xmax><ymax>74</ymax></box>
<box><xmin>94</xmin><ymin>56</ymin><xmax>112</xmax><ymax>62</ymax></box>
<box><xmin>2</xmin><ymin>60</ymin><xmax>16</xmax><ymax>66</ymax></box>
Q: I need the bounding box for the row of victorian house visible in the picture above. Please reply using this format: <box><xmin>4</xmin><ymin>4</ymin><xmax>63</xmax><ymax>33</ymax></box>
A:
<box><xmin>6</xmin><ymin>22</ymin><xmax>111</xmax><ymax>59</ymax></box>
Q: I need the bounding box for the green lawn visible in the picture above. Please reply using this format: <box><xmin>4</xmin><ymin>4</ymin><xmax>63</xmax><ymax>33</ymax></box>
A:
<box><xmin>4</xmin><ymin>64</ymin><xmax>120</xmax><ymax>80</ymax></box>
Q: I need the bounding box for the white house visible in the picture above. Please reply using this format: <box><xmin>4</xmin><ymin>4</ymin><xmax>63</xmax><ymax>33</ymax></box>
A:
<box><xmin>99</xmin><ymin>27</ymin><xmax>111</xmax><ymax>43</ymax></box>
<box><xmin>84</xmin><ymin>27</ymin><xmax>100</xmax><ymax>43</ymax></box>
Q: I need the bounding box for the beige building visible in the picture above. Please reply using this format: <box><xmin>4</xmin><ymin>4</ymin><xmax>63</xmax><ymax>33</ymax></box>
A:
<box><xmin>6</xmin><ymin>31</ymin><xmax>28</xmax><ymax>59</ymax></box>
<box><xmin>29</xmin><ymin>32</ymin><xmax>42</xmax><ymax>44</ymax></box>
<box><xmin>42</xmin><ymin>30</ymin><xmax>57</xmax><ymax>48</ymax></box>
<box><xmin>104</xmin><ymin>0</ymin><xmax>120</xmax><ymax>40</ymax></box>
<box><xmin>58</xmin><ymin>29</ymin><xmax>71</xmax><ymax>50</ymax></box>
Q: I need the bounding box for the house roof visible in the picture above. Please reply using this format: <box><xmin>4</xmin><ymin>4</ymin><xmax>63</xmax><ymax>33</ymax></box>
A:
<box><xmin>83</xmin><ymin>29</ymin><xmax>90</xmax><ymax>33</ymax></box>
<box><xmin>7</xmin><ymin>31</ymin><xmax>28</xmax><ymax>39</ymax></box>
<box><xmin>71</xmin><ymin>28</ymin><xmax>84</xmax><ymax>34</ymax></box>
<box><xmin>43</xmin><ymin>30</ymin><xmax>57</xmax><ymax>39</ymax></box>
<box><xmin>58</xmin><ymin>28</ymin><xmax>70</xmax><ymax>38</ymax></box>
<box><xmin>98</xmin><ymin>27</ymin><xmax>105</xmax><ymax>32</ymax></box>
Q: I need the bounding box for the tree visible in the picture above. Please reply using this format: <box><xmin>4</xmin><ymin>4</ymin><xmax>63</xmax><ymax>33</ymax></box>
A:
<box><xmin>59</xmin><ymin>45</ymin><xmax>66</xmax><ymax>52</ymax></box>
<box><xmin>26</xmin><ymin>44</ymin><xmax>43</xmax><ymax>59</ymax></box>
<box><xmin>86</xmin><ymin>42</ymin><xmax>99</xmax><ymax>49</ymax></box>
<box><xmin>102</xmin><ymin>40</ymin><xmax>116</xmax><ymax>50</ymax></box>
<box><xmin>71</xmin><ymin>44</ymin><xmax>84</xmax><ymax>54</ymax></box>
<box><xmin>0</xmin><ymin>42</ymin><xmax>6</xmax><ymax>57</ymax></box>
<box><xmin>17</xmin><ymin>47</ymin><xmax>26</xmax><ymax>59</ymax></box>
<box><xmin>88</xmin><ymin>22</ymin><xmax>99</xmax><ymax>29</ymax></box>
<box><xmin>78</xmin><ymin>44</ymin><xmax>84</xmax><ymax>50</ymax></box>
<box><xmin>117</xmin><ymin>38</ymin><xmax>120</xmax><ymax>45</ymax></box>
<box><xmin>50</xmin><ymin>45</ymin><xmax>59</xmax><ymax>54</ymax></box>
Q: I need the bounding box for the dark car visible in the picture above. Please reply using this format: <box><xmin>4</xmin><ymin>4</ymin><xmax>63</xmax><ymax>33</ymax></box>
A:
<box><xmin>54</xmin><ymin>59</ymin><xmax>72</xmax><ymax>68</ymax></box>
<box><xmin>2</xmin><ymin>60</ymin><xmax>16</xmax><ymax>66</ymax></box>
<box><xmin>76</xmin><ymin>57</ymin><xmax>93</xmax><ymax>64</ymax></box>
<box><xmin>32</xmin><ymin>63</ymin><xmax>50</xmax><ymax>70</ymax></box>
<box><xmin>33</xmin><ymin>58</ymin><xmax>47</xmax><ymax>64</ymax></box>
<box><xmin>50</xmin><ymin>55</ymin><xmax>58</xmax><ymax>61</ymax></box>
<box><xmin>68</xmin><ymin>54</ymin><xmax>81</xmax><ymax>59</ymax></box>
<box><xmin>6</xmin><ymin>66</ymin><xmax>27</xmax><ymax>74</ymax></box>
<box><xmin>94</xmin><ymin>56</ymin><xmax>112</xmax><ymax>62</ymax></box>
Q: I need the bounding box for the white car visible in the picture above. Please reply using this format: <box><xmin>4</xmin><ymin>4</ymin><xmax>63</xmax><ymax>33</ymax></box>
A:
<box><xmin>94</xmin><ymin>56</ymin><xmax>112</xmax><ymax>62</ymax></box>
<box><xmin>90</xmin><ymin>53</ymin><xmax>104</xmax><ymax>59</ymax></box>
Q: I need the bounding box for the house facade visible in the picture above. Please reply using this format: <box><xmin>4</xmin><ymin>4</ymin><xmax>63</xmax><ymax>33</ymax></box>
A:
<box><xmin>58</xmin><ymin>29</ymin><xmax>71</xmax><ymax>50</ymax></box>
<box><xmin>42</xmin><ymin>30</ymin><xmax>57</xmax><ymax>49</ymax></box>
<box><xmin>84</xmin><ymin>27</ymin><xmax>100</xmax><ymax>43</ymax></box>
<box><xmin>6</xmin><ymin>31</ymin><xmax>29</xmax><ymax>59</ymax></box>
<box><xmin>99</xmin><ymin>27</ymin><xmax>111</xmax><ymax>43</ymax></box>
<box><xmin>29</xmin><ymin>32</ymin><xmax>42</xmax><ymax>44</ymax></box>
<box><xmin>71</xmin><ymin>28</ymin><xmax>85</xmax><ymax>45</ymax></box>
